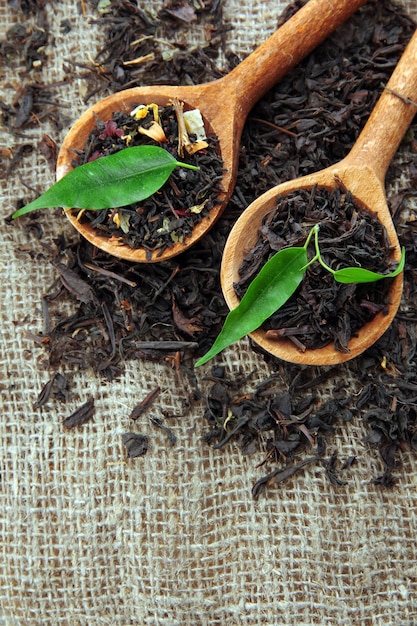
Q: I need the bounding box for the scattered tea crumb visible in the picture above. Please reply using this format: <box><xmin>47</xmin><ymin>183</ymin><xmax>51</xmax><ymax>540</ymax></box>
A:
<box><xmin>63</xmin><ymin>397</ymin><xmax>95</xmax><ymax>429</ymax></box>
<box><xmin>122</xmin><ymin>432</ymin><xmax>149</xmax><ymax>458</ymax></box>
<box><xmin>130</xmin><ymin>387</ymin><xmax>161</xmax><ymax>420</ymax></box>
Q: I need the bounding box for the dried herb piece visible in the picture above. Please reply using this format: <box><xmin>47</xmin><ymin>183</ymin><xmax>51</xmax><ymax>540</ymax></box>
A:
<box><xmin>149</xmin><ymin>416</ymin><xmax>177</xmax><ymax>446</ymax></box>
<box><xmin>130</xmin><ymin>387</ymin><xmax>161</xmax><ymax>420</ymax></box>
<box><xmin>34</xmin><ymin>372</ymin><xmax>69</xmax><ymax>408</ymax></box>
<box><xmin>34</xmin><ymin>374</ymin><xmax>57</xmax><ymax>408</ymax></box>
<box><xmin>325</xmin><ymin>450</ymin><xmax>348</xmax><ymax>486</ymax></box>
<box><xmin>63</xmin><ymin>397</ymin><xmax>95</xmax><ymax>429</ymax></box>
<box><xmin>38</xmin><ymin>133</ymin><xmax>58</xmax><ymax>171</ymax></box>
<box><xmin>12</xmin><ymin>145</ymin><xmax>199</xmax><ymax>218</ymax></box>
<box><xmin>252</xmin><ymin>457</ymin><xmax>318</xmax><ymax>499</ymax></box>
<box><xmin>54</xmin><ymin>262</ymin><xmax>97</xmax><ymax>304</ymax></box>
<box><xmin>121</xmin><ymin>432</ymin><xmax>149</xmax><ymax>457</ymax></box>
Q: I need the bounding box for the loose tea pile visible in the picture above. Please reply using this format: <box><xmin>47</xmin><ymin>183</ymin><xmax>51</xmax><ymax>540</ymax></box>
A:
<box><xmin>71</xmin><ymin>103</ymin><xmax>223</xmax><ymax>254</ymax></box>
<box><xmin>235</xmin><ymin>185</ymin><xmax>397</xmax><ymax>353</ymax></box>
<box><xmin>79</xmin><ymin>0</ymin><xmax>231</xmax><ymax>101</ymax></box>
<box><xmin>6</xmin><ymin>0</ymin><xmax>417</xmax><ymax>492</ymax></box>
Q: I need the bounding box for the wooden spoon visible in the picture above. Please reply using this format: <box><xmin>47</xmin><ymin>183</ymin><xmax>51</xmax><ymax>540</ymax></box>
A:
<box><xmin>57</xmin><ymin>0</ymin><xmax>368</xmax><ymax>263</ymax></box>
<box><xmin>221</xmin><ymin>29</ymin><xmax>417</xmax><ymax>366</ymax></box>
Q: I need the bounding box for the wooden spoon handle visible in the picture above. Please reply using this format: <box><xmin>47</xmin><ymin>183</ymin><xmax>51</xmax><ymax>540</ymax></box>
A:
<box><xmin>221</xmin><ymin>0</ymin><xmax>369</xmax><ymax>115</ymax></box>
<box><xmin>345</xmin><ymin>29</ymin><xmax>417</xmax><ymax>181</ymax></box>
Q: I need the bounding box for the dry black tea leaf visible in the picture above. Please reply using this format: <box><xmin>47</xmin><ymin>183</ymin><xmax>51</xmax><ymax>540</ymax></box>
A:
<box><xmin>34</xmin><ymin>376</ymin><xmax>56</xmax><ymax>409</ymax></box>
<box><xmin>38</xmin><ymin>133</ymin><xmax>58</xmax><ymax>171</ymax></box>
<box><xmin>149</xmin><ymin>417</ymin><xmax>177</xmax><ymax>446</ymax></box>
<box><xmin>130</xmin><ymin>387</ymin><xmax>161</xmax><ymax>420</ymax></box>
<box><xmin>122</xmin><ymin>433</ymin><xmax>149</xmax><ymax>457</ymax></box>
<box><xmin>252</xmin><ymin>457</ymin><xmax>318</xmax><ymax>500</ymax></box>
<box><xmin>54</xmin><ymin>263</ymin><xmax>97</xmax><ymax>305</ymax></box>
<box><xmin>159</xmin><ymin>0</ymin><xmax>197</xmax><ymax>24</ymax></box>
<box><xmin>325</xmin><ymin>450</ymin><xmax>348</xmax><ymax>486</ymax></box>
<box><xmin>63</xmin><ymin>397</ymin><xmax>95</xmax><ymax>429</ymax></box>
<box><xmin>34</xmin><ymin>372</ymin><xmax>69</xmax><ymax>408</ymax></box>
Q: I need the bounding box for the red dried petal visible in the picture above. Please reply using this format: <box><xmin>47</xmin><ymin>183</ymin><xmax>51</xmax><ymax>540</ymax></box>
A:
<box><xmin>175</xmin><ymin>207</ymin><xmax>189</xmax><ymax>216</ymax></box>
<box><xmin>99</xmin><ymin>120</ymin><xmax>124</xmax><ymax>139</ymax></box>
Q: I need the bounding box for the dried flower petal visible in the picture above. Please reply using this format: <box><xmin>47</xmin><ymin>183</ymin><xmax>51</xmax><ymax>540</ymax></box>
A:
<box><xmin>113</xmin><ymin>211</ymin><xmax>130</xmax><ymax>233</ymax></box>
<box><xmin>184</xmin><ymin>139</ymin><xmax>209</xmax><ymax>155</ymax></box>
<box><xmin>189</xmin><ymin>199</ymin><xmax>209</xmax><ymax>214</ymax></box>
<box><xmin>138</xmin><ymin>121</ymin><xmax>168</xmax><ymax>143</ymax></box>
<box><xmin>130</xmin><ymin>103</ymin><xmax>159</xmax><ymax>124</ymax></box>
<box><xmin>130</xmin><ymin>104</ymin><xmax>148</xmax><ymax>120</ymax></box>
<box><xmin>98</xmin><ymin>120</ymin><xmax>124</xmax><ymax>140</ymax></box>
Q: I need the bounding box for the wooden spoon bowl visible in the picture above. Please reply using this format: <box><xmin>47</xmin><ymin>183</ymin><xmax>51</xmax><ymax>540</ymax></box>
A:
<box><xmin>221</xmin><ymin>29</ymin><xmax>417</xmax><ymax>366</ymax></box>
<box><xmin>56</xmin><ymin>0</ymin><xmax>368</xmax><ymax>263</ymax></box>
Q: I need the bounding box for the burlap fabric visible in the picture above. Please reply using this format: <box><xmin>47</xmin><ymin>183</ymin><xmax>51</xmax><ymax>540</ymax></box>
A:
<box><xmin>1</xmin><ymin>1</ymin><xmax>417</xmax><ymax>624</ymax></box>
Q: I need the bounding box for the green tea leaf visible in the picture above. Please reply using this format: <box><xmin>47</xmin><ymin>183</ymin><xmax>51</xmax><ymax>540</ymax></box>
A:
<box><xmin>333</xmin><ymin>247</ymin><xmax>405</xmax><ymax>283</ymax></box>
<box><xmin>12</xmin><ymin>145</ymin><xmax>199</xmax><ymax>219</ymax></box>
<box><xmin>195</xmin><ymin>246</ymin><xmax>308</xmax><ymax>366</ymax></box>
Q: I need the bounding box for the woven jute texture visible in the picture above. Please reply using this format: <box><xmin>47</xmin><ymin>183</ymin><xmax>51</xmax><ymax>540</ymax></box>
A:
<box><xmin>1</xmin><ymin>1</ymin><xmax>417</xmax><ymax>625</ymax></box>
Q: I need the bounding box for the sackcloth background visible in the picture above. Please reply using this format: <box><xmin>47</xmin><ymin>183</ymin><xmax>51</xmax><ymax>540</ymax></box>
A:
<box><xmin>1</xmin><ymin>0</ymin><xmax>417</xmax><ymax>624</ymax></box>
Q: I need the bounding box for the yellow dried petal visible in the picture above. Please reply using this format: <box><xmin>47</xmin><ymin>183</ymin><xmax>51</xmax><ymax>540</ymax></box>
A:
<box><xmin>149</xmin><ymin>103</ymin><xmax>159</xmax><ymax>124</ymax></box>
<box><xmin>130</xmin><ymin>103</ymin><xmax>159</xmax><ymax>124</ymax></box>
<box><xmin>131</xmin><ymin>105</ymin><xmax>147</xmax><ymax>120</ymax></box>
